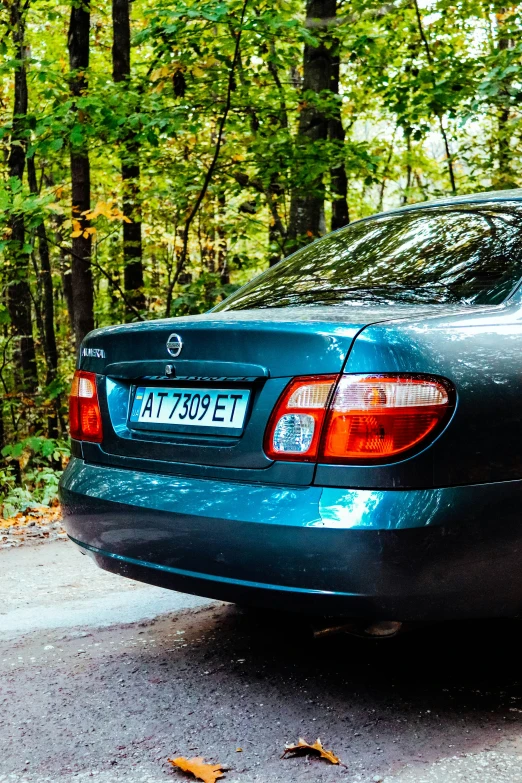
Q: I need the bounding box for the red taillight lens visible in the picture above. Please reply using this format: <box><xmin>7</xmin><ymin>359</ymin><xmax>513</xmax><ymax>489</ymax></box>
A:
<box><xmin>265</xmin><ymin>373</ymin><xmax>453</xmax><ymax>463</ymax></box>
<box><xmin>68</xmin><ymin>370</ymin><xmax>103</xmax><ymax>443</ymax></box>
<box><xmin>264</xmin><ymin>375</ymin><xmax>337</xmax><ymax>461</ymax></box>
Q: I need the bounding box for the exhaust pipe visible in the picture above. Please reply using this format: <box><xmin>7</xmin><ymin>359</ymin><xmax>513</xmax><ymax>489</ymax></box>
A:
<box><xmin>312</xmin><ymin>619</ymin><xmax>403</xmax><ymax>640</ymax></box>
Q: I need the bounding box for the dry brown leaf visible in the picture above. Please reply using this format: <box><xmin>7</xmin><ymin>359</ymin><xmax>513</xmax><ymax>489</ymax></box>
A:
<box><xmin>0</xmin><ymin>505</ymin><xmax>62</xmax><ymax>530</ymax></box>
<box><xmin>168</xmin><ymin>756</ymin><xmax>225</xmax><ymax>783</ymax></box>
<box><xmin>282</xmin><ymin>737</ymin><xmax>342</xmax><ymax>765</ymax></box>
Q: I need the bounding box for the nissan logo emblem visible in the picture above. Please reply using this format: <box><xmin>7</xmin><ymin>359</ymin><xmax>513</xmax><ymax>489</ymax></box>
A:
<box><xmin>166</xmin><ymin>333</ymin><xmax>183</xmax><ymax>357</ymax></box>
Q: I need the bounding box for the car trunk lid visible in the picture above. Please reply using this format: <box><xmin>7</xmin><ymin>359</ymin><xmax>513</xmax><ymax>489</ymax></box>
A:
<box><xmin>78</xmin><ymin>304</ymin><xmax>457</xmax><ymax>479</ymax></box>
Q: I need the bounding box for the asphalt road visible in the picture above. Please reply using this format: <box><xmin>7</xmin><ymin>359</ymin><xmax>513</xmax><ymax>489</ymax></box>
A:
<box><xmin>2</xmin><ymin>541</ymin><xmax>522</xmax><ymax>783</ymax></box>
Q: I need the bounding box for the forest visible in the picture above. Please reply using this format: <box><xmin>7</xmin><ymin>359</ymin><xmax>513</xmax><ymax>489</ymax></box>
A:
<box><xmin>0</xmin><ymin>0</ymin><xmax>520</xmax><ymax>512</ymax></box>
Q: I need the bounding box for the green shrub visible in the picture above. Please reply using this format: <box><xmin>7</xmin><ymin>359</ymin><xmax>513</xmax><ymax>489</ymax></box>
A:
<box><xmin>0</xmin><ymin>437</ymin><xmax>70</xmax><ymax>518</ymax></box>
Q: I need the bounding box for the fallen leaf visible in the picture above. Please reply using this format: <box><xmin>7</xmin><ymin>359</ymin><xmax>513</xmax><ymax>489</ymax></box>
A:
<box><xmin>168</xmin><ymin>756</ymin><xmax>225</xmax><ymax>783</ymax></box>
<box><xmin>0</xmin><ymin>505</ymin><xmax>65</xmax><ymax>549</ymax></box>
<box><xmin>282</xmin><ymin>737</ymin><xmax>341</xmax><ymax>765</ymax></box>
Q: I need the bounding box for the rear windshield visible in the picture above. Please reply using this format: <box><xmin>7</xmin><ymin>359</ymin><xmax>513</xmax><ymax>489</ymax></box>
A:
<box><xmin>215</xmin><ymin>202</ymin><xmax>522</xmax><ymax>310</ymax></box>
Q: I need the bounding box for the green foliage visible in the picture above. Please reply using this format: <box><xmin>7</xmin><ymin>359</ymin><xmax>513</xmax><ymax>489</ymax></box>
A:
<box><xmin>1</xmin><ymin>435</ymin><xmax>69</xmax><ymax>464</ymax></box>
<box><xmin>0</xmin><ymin>464</ymin><xmax>61</xmax><ymax>519</ymax></box>
<box><xmin>0</xmin><ymin>436</ymin><xmax>70</xmax><ymax>517</ymax></box>
<box><xmin>0</xmin><ymin>0</ymin><xmax>522</xmax><ymax>500</ymax></box>
<box><xmin>172</xmin><ymin>273</ymin><xmax>240</xmax><ymax>316</ymax></box>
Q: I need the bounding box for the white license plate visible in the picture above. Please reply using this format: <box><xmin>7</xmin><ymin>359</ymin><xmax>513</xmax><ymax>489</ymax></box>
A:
<box><xmin>129</xmin><ymin>386</ymin><xmax>250</xmax><ymax>430</ymax></box>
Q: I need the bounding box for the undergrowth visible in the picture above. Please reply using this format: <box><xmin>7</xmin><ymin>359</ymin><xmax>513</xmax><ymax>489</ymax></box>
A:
<box><xmin>0</xmin><ymin>436</ymin><xmax>70</xmax><ymax>518</ymax></box>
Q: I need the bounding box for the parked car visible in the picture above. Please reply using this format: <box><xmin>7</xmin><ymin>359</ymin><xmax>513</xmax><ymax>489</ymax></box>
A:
<box><xmin>59</xmin><ymin>190</ymin><xmax>522</xmax><ymax>622</ymax></box>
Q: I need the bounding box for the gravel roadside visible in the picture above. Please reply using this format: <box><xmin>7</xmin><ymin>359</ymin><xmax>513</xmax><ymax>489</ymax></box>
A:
<box><xmin>0</xmin><ymin>506</ymin><xmax>65</xmax><ymax>549</ymax></box>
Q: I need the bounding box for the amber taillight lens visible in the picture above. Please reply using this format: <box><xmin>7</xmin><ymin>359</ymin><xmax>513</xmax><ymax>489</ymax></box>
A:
<box><xmin>265</xmin><ymin>373</ymin><xmax>453</xmax><ymax>463</ymax></box>
<box><xmin>69</xmin><ymin>370</ymin><xmax>103</xmax><ymax>443</ymax></box>
<box><xmin>321</xmin><ymin>374</ymin><xmax>452</xmax><ymax>461</ymax></box>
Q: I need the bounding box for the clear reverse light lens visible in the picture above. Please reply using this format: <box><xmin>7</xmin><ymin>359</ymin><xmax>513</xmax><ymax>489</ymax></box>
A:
<box><xmin>287</xmin><ymin>381</ymin><xmax>333</xmax><ymax>409</ymax></box>
<box><xmin>78</xmin><ymin>376</ymin><xmax>95</xmax><ymax>398</ymax></box>
<box><xmin>272</xmin><ymin>413</ymin><xmax>315</xmax><ymax>453</ymax></box>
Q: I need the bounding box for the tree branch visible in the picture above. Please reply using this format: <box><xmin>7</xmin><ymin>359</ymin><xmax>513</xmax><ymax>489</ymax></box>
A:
<box><xmin>47</xmin><ymin>234</ymin><xmax>146</xmax><ymax>321</ymax></box>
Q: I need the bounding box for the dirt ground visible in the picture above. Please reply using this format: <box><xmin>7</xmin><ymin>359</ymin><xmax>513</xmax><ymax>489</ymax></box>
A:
<box><xmin>2</xmin><ymin>540</ymin><xmax>522</xmax><ymax>783</ymax></box>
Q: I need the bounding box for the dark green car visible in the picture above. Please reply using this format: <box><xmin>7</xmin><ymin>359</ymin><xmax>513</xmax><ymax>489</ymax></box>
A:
<box><xmin>59</xmin><ymin>190</ymin><xmax>522</xmax><ymax>622</ymax></box>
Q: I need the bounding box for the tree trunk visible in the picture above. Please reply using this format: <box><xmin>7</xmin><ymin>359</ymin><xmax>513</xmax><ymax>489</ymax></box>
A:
<box><xmin>68</xmin><ymin>0</ymin><xmax>95</xmax><ymax>349</ymax></box>
<box><xmin>403</xmin><ymin>129</ymin><xmax>412</xmax><ymax>204</ymax></box>
<box><xmin>56</xmin><ymin>217</ymin><xmax>75</xmax><ymax>334</ymax></box>
<box><xmin>288</xmin><ymin>0</ymin><xmax>336</xmax><ymax>247</ymax></box>
<box><xmin>412</xmin><ymin>0</ymin><xmax>456</xmax><ymax>194</ymax></box>
<box><xmin>112</xmin><ymin>0</ymin><xmax>145</xmax><ymax>318</ymax></box>
<box><xmin>266</xmin><ymin>46</ymin><xmax>290</xmax><ymax>262</ymax></box>
<box><xmin>328</xmin><ymin>19</ymin><xmax>349</xmax><ymax>231</ymax></box>
<box><xmin>7</xmin><ymin>0</ymin><xmax>38</xmax><ymax>393</ymax></box>
<box><xmin>27</xmin><ymin>157</ymin><xmax>59</xmax><ymax>439</ymax></box>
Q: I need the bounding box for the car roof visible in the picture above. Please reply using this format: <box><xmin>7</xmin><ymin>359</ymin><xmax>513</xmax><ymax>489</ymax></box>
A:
<box><xmin>286</xmin><ymin>188</ymin><xmax>522</xmax><ymax>262</ymax></box>
<box><xmin>367</xmin><ymin>188</ymin><xmax>522</xmax><ymax>222</ymax></box>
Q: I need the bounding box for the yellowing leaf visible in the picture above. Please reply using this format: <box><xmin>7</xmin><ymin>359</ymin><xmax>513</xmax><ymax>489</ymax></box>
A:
<box><xmin>282</xmin><ymin>738</ymin><xmax>341</xmax><ymax>765</ymax></box>
<box><xmin>82</xmin><ymin>200</ymin><xmax>131</xmax><ymax>224</ymax></box>
<box><xmin>168</xmin><ymin>756</ymin><xmax>225</xmax><ymax>783</ymax></box>
<box><xmin>71</xmin><ymin>219</ymin><xmax>83</xmax><ymax>237</ymax></box>
<box><xmin>151</xmin><ymin>65</ymin><xmax>171</xmax><ymax>82</ymax></box>
<box><xmin>46</xmin><ymin>202</ymin><xmax>64</xmax><ymax>214</ymax></box>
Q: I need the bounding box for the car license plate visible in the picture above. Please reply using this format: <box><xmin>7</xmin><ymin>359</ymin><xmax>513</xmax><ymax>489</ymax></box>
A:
<box><xmin>129</xmin><ymin>386</ymin><xmax>250</xmax><ymax>430</ymax></box>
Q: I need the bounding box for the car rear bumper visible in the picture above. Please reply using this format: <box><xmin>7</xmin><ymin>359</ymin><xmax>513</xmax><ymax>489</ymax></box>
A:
<box><xmin>59</xmin><ymin>457</ymin><xmax>522</xmax><ymax>621</ymax></box>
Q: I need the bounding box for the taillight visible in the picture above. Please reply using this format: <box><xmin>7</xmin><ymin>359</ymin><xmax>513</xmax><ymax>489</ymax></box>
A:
<box><xmin>265</xmin><ymin>374</ymin><xmax>453</xmax><ymax>463</ymax></box>
<box><xmin>264</xmin><ymin>375</ymin><xmax>337</xmax><ymax>461</ymax></box>
<box><xmin>321</xmin><ymin>374</ymin><xmax>452</xmax><ymax>462</ymax></box>
<box><xmin>69</xmin><ymin>370</ymin><xmax>103</xmax><ymax>443</ymax></box>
